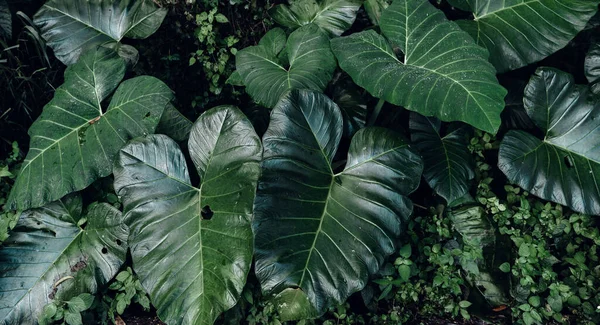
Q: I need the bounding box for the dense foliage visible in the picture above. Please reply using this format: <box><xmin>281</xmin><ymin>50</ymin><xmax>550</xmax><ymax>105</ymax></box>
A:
<box><xmin>2</xmin><ymin>0</ymin><xmax>600</xmax><ymax>325</ymax></box>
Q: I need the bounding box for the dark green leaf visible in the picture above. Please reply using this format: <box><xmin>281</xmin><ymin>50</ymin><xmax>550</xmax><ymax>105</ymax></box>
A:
<box><xmin>331</xmin><ymin>74</ymin><xmax>367</xmax><ymax>137</ymax></box>
<box><xmin>498</xmin><ymin>68</ymin><xmax>600</xmax><ymax>215</ymax></box>
<box><xmin>363</xmin><ymin>0</ymin><xmax>388</xmax><ymax>25</ymax></box>
<box><xmin>254</xmin><ymin>89</ymin><xmax>423</xmax><ymax>318</ymax></box>
<box><xmin>585</xmin><ymin>43</ymin><xmax>600</xmax><ymax>94</ymax></box>
<box><xmin>410</xmin><ymin>113</ymin><xmax>474</xmax><ymax>203</ymax></box>
<box><xmin>269</xmin><ymin>0</ymin><xmax>363</xmax><ymax>36</ymax></box>
<box><xmin>454</xmin><ymin>0</ymin><xmax>599</xmax><ymax>72</ymax></box>
<box><xmin>114</xmin><ymin>106</ymin><xmax>262</xmax><ymax>325</ymax></box>
<box><xmin>63</xmin><ymin>311</ymin><xmax>82</xmax><ymax>325</ymax></box>
<box><xmin>236</xmin><ymin>24</ymin><xmax>336</xmax><ymax>108</ymax></box>
<box><xmin>0</xmin><ymin>196</ymin><xmax>127</xmax><ymax>324</ymax></box>
<box><xmin>156</xmin><ymin>103</ymin><xmax>193</xmax><ymax>142</ymax></box>
<box><xmin>331</xmin><ymin>0</ymin><xmax>507</xmax><ymax>134</ymax></box>
<box><xmin>34</xmin><ymin>0</ymin><xmax>167</xmax><ymax>64</ymax></box>
<box><xmin>448</xmin><ymin>205</ymin><xmax>495</xmax><ymax>247</ymax></box>
<box><xmin>7</xmin><ymin>48</ymin><xmax>173</xmax><ymax>211</ymax></box>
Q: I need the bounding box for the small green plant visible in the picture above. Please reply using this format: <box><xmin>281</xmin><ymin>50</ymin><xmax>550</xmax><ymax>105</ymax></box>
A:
<box><xmin>38</xmin><ymin>293</ymin><xmax>95</xmax><ymax>325</ymax></box>
<box><xmin>0</xmin><ymin>141</ymin><xmax>20</xmax><ymax>244</ymax></box>
<box><xmin>97</xmin><ymin>267</ymin><xmax>150</xmax><ymax>325</ymax></box>
<box><xmin>188</xmin><ymin>7</ymin><xmax>238</xmax><ymax>96</ymax></box>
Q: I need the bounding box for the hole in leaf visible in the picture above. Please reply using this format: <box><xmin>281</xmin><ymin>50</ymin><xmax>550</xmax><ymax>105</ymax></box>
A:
<box><xmin>144</xmin><ymin>112</ymin><xmax>151</xmax><ymax>118</ymax></box>
<box><xmin>201</xmin><ymin>205</ymin><xmax>214</xmax><ymax>220</ymax></box>
<box><xmin>116</xmin><ymin>239</ymin><xmax>122</xmax><ymax>246</ymax></box>
<box><xmin>564</xmin><ymin>156</ymin><xmax>574</xmax><ymax>168</ymax></box>
<box><xmin>101</xmin><ymin>247</ymin><xmax>108</xmax><ymax>254</ymax></box>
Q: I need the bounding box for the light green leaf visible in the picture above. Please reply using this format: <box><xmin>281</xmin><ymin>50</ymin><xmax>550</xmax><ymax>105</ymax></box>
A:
<box><xmin>64</xmin><ymin>311</ymin><xmax>82</xmax><ymax>325</ymax></box>
<box><xmin>331</xmin><ymin>0</ymin><xmax>507</xmax><ymax>134</ymax></box>
<box><xmin>0</xmin><ymin>195</ymin><xmax>128</xmax><ymax>324</ymax></box>
<box><xmin>498</xmin><ymin>67</ymin><xmax>600</xmax><ymax>215</ymax></box>
<box><xmin>34</xmin><ymin>0</ymin><xmax>167</xmax><ymax>64</ymax></box>
<box><xmin>269</xmin><ymin>0</ymin><xmax>363</xmax><ymax>36</ymax></box>
<box><xmin>236</xmin><ymin>24</ymin><xmax>336</xmax><ymax>108</ymax></box>
<box><xmin>254</xmin><ymin>89</ymin><xmax>423</xmax><ymax>318</ymax></box>
<box><xmin>454</xmin><ymin>0</ymin><xmax>599</xmax><ymax>72</ymax></box>
<box><xmin>7</xmin><ymin>47</ymin><xmax>173</xmax><ymax>211</ymax></box>
<box><xmin>113</xmin><ymin>106</ymin><xmax>262</xmax><ymax>325</ymax></box>
<box><xmin>409</xmin><ymin>113</ymin><xmax>474</xmax><ymax>203</ymax></box>
<box><xmin>225</xmin><ymin>71</ymin><xmax>245</xmax><ymax>87</ymax></box>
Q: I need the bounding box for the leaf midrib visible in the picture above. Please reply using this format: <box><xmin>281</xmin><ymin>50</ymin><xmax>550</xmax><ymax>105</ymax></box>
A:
<box><xmin>359</xmin><ymin>35</ymin><xmax>495</xmax><ymax>130</ymax></box>
<box><xmin>473</xmin><ymin>0</ymin><xmax>545</xmax><ymax>20</ymax></box>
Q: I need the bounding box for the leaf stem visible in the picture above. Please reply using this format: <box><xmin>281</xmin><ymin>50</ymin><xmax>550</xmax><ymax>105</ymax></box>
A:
<box><xmin>367</xmin><ymin>99</ymin><xmax>385</xmax><ymax>126</ymax></box>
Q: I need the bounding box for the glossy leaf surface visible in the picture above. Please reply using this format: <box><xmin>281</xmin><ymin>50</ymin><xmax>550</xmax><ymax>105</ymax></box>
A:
<box><xmin>34</xmin><ymin>0</ymin><xmax>167</xmax><ymax>64</ymax></box>
<box><xmin>499</xmin><ymin>68</ymin><xmax>600</xmax><ymax>215</ymax></box>
<box><xmin>454</xmin><ymin>0</ymin><xmax>599</xmax><ymax>72</ymax></box>
<box><xmin>236</xmin><ymin>25</ymin><xmax>336</xmax><ymax>108</ymax></box>
<box><xmin>0</xmin><ymin>195</ymin><xmax>127</xmax><ymax>325</ymax></box>
<box><xmin>253</xmin><ymin>90</ymin><xmax>423</xmax><ymax>318</ymax></box>
<box><xmin>331</xmin><ymin>0</ymin><xmax>506</xmax><ymax>134</ymax></box>
<box><xmin>269</xmin><ymin>0</ymin><xmax>362</xmax><ymax>36</ymax></box>
<box><xmin>409</xmin><ymin>113</ymin><xmax>474</xmax><ymax>203</ymax></box>
<box><xmin>114</xmin><ymin>106</ymin><xmax>262</xmax><ymax>325</ymax></box>
<box><xmin>7</xmin><ymin>48</ymin><xmax>173</xmax><ymax>211</ymax></box>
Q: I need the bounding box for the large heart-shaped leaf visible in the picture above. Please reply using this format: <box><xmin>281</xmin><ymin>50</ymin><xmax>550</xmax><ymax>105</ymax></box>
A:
<box><xmin>113</xmin><ymin>106</ymin><xmax>262</xmax><ymax>325</ymax></box>
<box><xmin>452</xmin><ymin>0</ymin><xmax>599</xmax><ymax>72</ymax></box>
<box><xmin>7</xmin><ymin>47</ymin><xmax>173</xmax><ymax>211</ymax></box>
<box><xmin>269</xmin><ymin>0</ymin><xmax>363</xmax><ymax>36</ymax></box>
<box><xmin>409</xmin><ymin>113</ymin><xmax>474</xmax><ymax>204</ymax></box>
<box><xmin>498</xmin><ymin>67</ymin><xmax>600</xmax><ymax>215</ymax></box>
<box><xmin>253</xmin><ymin>89</ymin><xmax>423</xmax><ymax>319</ymax></box>
<box><xmin>236</xmin><ymin>24</ymin><xmax>336</xmax><ymax>108</ymax></box>
<box><xmin>34</xmin><ymin>0</ymin><xmax>167</xmax><ymax>65</ymax></box>
<box><xmin>0</xmin><ymin>195</ymin><xmax>127</xmax><ymax>325</ymax></box>
<box><xmin>331</xmin><ymin>0</ymin><xmax>507</xmax><ymax>134</ymax></box>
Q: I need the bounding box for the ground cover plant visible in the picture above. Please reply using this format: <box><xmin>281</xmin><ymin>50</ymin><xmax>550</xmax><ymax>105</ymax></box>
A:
<box><xmin>1</xmin><ymin>0</ymin><xmax>600</xmax><ymax>325</ymax></box>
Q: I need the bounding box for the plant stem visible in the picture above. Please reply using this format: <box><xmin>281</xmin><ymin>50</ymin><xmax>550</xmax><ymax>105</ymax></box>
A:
<box><xmin>367</xmin><ymin>98</ymin><xmax>385</xmax><ymax>126</ymax></box>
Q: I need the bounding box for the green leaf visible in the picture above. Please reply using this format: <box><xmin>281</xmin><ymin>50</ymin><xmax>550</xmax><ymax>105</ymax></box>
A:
<box><xmin>410</xmin><ymin>113</ymin><xmax>475</xmax><ymax>203</ymax></box>
<box><xmin>331</xmin><ymin>0</ymin><xmax>507</xmax><ymax>134</ymax></box>
<box><xmin>498</xmin><ymin>67</ymin><xmax>600</xmax><ymax>215</ymax></box>
<box><xmin>63</xmin><ymin>311</ymin><xmax>82</xmax><ymax>325</ymax></box>
<box><xmin>0</xmin><ymin>195</ymin><xmax>128</xmax><ymax>324</ymax></box>
<box><xmin>453</xmin><ymin>0</ymin><xmax>599</xmax><ymax>72</ymax></box>
<box><xmin>113</xmin><ymin>106</ymin><xmax>262</xmax><ymax>325</ymax></box>
<box><xmin>269</xmin><ymin>0</ymin><xmax>363</xmax><ymax>36</ymax></box>
<box><xmin>399</xmin><ymin>244</ymin><xmax>411</xmax><ymax>259</ymax></box>
<box><xmin>585</xmin><ymin>43</ymin><xmax>600</xmax><ymax>94</ymax></box>
<box><xmin>448</xmin><ymin>205</ymin><xmax>495</xmax><ymax>248</ymax></box>
<box><xmin>548</xmin><ymin>294</ymin><xmax>563</xmax><ymax>312</ymax></box>
<box><xmin>331</xmin><ymin>74</ymin><xmax>367</xmax><ymax>138</ymax></box>
<box><xmin>67</xmin><ymin>297</ymin><xmax>87</xmax><ymax>313</ymax></box>
<box><xmin>225</xmin><ymin>70</ymin><xmax>245</xmax><ymax>87</ymax></box>
<box><xmin>7</xmin><ymin>47</ymin><xmax>173</xmax><ymax>211</ymax></box>
<box><xmin>215</xmin><ymin>13</ymin><xmax>229</xmax><ymax>23</ymax></box>
<box><xmin>42</xmin><ymin>303</ymin><xmax>57</xmax><ymax>320</ymax></box>
<box><xmin>499</xmin><ymin>262</ymin><xmax>510</xmax><ymax>273</ymax></box>
<box><xmin>236</xmin><ymin>24</ymin><xmax>336</xmax><ymax>108</ymax></box>
<box><xmin>156</xmin><ymin>103</ymin><xmax>193</xmax><ymax>142</ymax></box>
<box><xmin>528</xmin><ymin>296</ymin><xmax>541</xmax><ymax>307</ymax></box>
<box><xmin>459</xmin><ymin>300</ymin><xmax>472</xmax><ymax>308</ymax></box>
<box><xmin>398</xmin><ymin>265</ymin><xmax>411</xmax><ymax>281</ymax></box>
<box><xmin>0</xmin><ymin>0</ymin><xmax>11</xmax><ymax>39</ymax></box>
<box><xmin>34</xmin><ymin>0</ymin><xmax>167</xmax><ymax>64</ymax></box>
<box><xmin>254</xmin><ymin>89</ymin><xmax>423</xmax><ymax>318</ymax></box>
<box><xmin>363</xmin><ymin>0</ymin><xmax>389</xmax><ymax>25</ymax></box>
